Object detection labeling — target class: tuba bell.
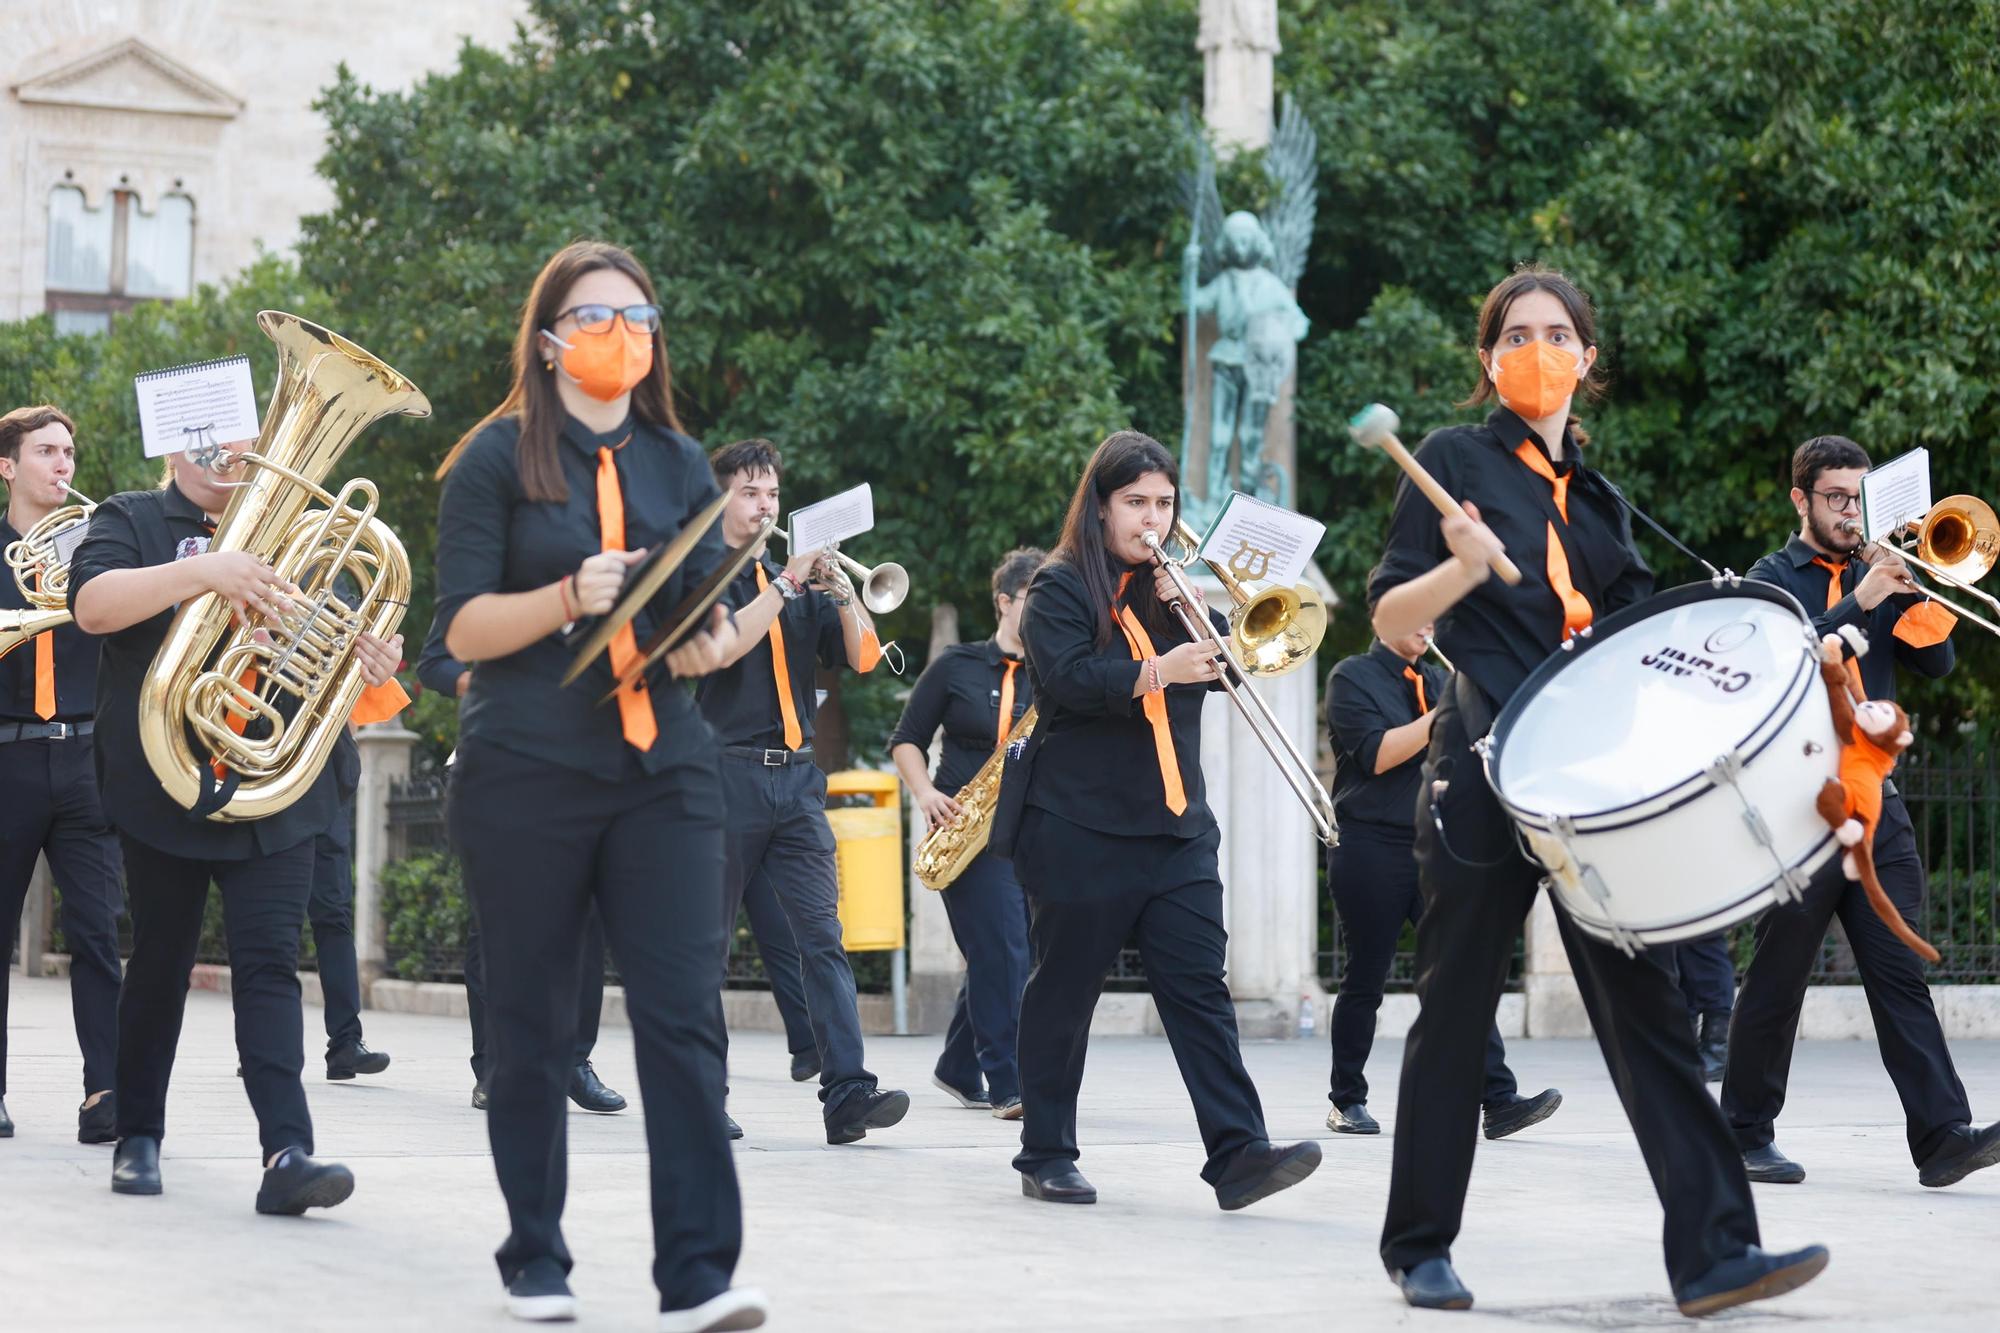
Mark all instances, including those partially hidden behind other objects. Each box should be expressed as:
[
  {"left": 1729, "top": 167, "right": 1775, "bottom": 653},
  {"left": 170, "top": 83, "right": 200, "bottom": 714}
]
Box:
[
  {"left": 0, "top": 485, "right": 94, "bottom": 661},
  {"left": 138, "top": 311, "right": 429, "bottom": 821}
]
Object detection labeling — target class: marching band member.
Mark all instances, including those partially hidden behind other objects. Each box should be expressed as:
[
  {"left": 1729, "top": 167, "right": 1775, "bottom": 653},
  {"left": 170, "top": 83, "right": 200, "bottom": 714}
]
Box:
[
  {"left": 695, "top": 438, "right": 908, "bottom": 1146},
  {"left": 888, "top": 546, "right": 1044, "bottom": 1119},
  {"left": 1322, "top": 624, "right": 1558, "bottom": 1139},
  {"left": 430, "top": 240, "right": 764, "bottom": 1331},
  {"left": 0, "top": 406, "right": 123, "bottom": 1145},
  {"left": 69, "top": 437, "right": 396, "bottom": 1214},
  {"left": 1727, "top": 434, "right": 2000, "bottom": 1188},
  {"left": 1368, "top": 267, "right": 1826, "bottom": 1314},
  {"left": 1007, "top": 430, "right": 1321, "bottom": 1209},
  {"left": 1671, "top": 934, "right": 1735, "bottom": 1082}
]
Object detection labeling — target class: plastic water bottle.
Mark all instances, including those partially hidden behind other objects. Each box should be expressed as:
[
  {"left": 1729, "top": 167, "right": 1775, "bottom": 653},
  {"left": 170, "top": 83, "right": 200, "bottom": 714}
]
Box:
[{"left": 1297, "top": 991, "right": 1317, "bottom": 1040}]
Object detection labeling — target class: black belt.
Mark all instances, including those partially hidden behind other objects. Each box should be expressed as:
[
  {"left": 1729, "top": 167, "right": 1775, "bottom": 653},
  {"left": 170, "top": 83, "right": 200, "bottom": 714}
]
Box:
[
  {"left": 0, "top": 719, "right": 93, "bottom": 743},
  {"left": 721, "top": 744, "right": 813, "bottom": 767}
]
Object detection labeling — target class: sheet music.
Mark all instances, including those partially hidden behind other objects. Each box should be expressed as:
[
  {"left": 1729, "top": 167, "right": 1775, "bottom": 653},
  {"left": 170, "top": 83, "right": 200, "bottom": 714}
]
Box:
[
  {"left": 788, "top": 483, "right": 875, "bottom": 554},
  {"left": 133, "top": 355, "right": 259, "bottom": 459},
  {"left": 1196, "top": 491, "right": 1325, "bottom": 587},
  {"left": 1860, "top": 448, "right": 1931, "bottom": 542},
  {"left": 50, "top": 520, "right": 91, "bottom": 565}
]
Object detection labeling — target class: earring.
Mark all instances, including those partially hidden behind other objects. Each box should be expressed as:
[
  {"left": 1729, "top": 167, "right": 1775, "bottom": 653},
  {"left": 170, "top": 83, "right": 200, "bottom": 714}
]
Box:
[{"left": 544, "top": 360, "right": 554, "bottom": 371}]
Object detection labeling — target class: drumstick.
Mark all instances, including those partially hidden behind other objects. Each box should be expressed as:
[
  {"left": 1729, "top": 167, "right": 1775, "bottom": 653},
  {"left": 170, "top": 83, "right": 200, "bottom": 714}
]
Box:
[{"left": 1348, "top": 403, "right": 1522, "bottom": 586}]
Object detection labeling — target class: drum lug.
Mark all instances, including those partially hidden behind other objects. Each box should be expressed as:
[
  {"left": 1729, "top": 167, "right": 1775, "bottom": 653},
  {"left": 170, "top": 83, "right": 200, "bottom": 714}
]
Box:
[
  {"left": 1471, "top": 735, "right": 1494, "bottom": 761},
  {"left": 1706, "top": 750, "right": 1810, "bottom": 908}
]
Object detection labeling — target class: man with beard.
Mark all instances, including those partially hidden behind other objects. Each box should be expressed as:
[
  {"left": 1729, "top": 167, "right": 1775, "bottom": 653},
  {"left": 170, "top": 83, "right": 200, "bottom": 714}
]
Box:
[{"left": 1729, "top": 434, "right": 2000, "bottom": 1190}]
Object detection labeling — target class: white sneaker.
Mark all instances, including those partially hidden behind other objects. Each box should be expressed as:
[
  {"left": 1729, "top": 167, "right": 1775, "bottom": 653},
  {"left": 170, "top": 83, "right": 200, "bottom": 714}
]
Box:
[
  {"left": 658, "top": 1286, "right": 769, "bottom": 1332},
  {"left": 506, "top": 1260, "right": 577, "bottom": 1322}
]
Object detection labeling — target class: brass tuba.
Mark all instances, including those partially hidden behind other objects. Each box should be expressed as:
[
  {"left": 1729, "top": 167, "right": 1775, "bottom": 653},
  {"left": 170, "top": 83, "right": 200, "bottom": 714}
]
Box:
[
  {"left": 139, "top": 312, "right": 429, "bottom": 821},
  {"left": 913, "top": 706, "right": 1037, "bottom": 891},
  {"left": 0, "top": 484, "right": 94, "bottom": 661}
]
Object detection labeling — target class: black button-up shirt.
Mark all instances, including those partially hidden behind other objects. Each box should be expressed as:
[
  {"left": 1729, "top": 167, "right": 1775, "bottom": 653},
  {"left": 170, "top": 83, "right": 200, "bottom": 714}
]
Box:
[
  {"left": 695, "top": 553, "right": 856, "bottom": 749},
  {"left": 1, "top": 515, "right": 99, "bottom": 723},
  {"left": 67, "top": 483, "right": 337, "bottom": 858},
  {"left": 1368, "top": 407, "right": 1654, "bottom": 710},
  {"left": 1746, "top": 534, "right": 1954, "bottom": 704},
  {"left": 1327, "top": 640, "right": 1447, "bottom": 833},
  {"left": 414, "top": 614, "right": 468, "bottom": 701},
  {"left": 1020, "top": 557, "right": 1226, "bottom": 839},
  {"left": 430, "top": 414, "right": 728, "bottom": 779},
  {"left": 887, "top": 637, "right": 1031, "bottom": 795}
]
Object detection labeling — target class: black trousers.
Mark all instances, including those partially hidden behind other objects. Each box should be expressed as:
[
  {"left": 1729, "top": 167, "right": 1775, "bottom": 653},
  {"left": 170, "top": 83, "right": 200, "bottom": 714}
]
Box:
[
  {"left": 305, "top": 791, "right": 363, "bottom": 1052},
  {"left": 114, "top": 833, "right": 316, "bottom": 1159},
  {"left": 1723, "top": 790, "right": 1969, "bottom": 1163},
  {"left": 452, "top": 740, "right": 739, "bottom": 1308},
  {"left": 933, "top": 849, "right": 1032, "bottom": 1105},
  {"left": 466, "top": 910, "right": 605, "bottom": 1082},
  {"left": 1011, "top": 807, "right": 1267, "bottom": 1184},
  {"left": 0, "top": 735, "right": 123, "bottom": 1097},
  {"left": 741, "top": 869, "right": 815, "bottom": 1059},
  {"left": 1671, "top": 932, "right": 1735, "bottom": 1021},
  {"left": 717, "top": 756, "right": 875, "bottom": 1114},
  {"left": 1381, "top": 686, "right": 1759, "bottom": 1295},
  {"left": 1326, "top": 822, "right": 1516, "bottom": 1109}
]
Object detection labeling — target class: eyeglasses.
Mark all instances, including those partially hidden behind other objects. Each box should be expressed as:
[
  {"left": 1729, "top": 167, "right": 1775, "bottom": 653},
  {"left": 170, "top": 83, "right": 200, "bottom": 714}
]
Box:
[
  {"left": 1811, "top": 488, "right": 1862, "bottom": 513},
  {"left": 554, "top": 303, "right": 661, "bottom": 334}
]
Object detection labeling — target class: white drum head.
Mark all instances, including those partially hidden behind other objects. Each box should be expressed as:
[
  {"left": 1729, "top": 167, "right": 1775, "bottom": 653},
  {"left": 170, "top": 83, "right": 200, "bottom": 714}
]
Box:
[{"left": 1494, "top": 592, "right": 1812, "bottom": 816}]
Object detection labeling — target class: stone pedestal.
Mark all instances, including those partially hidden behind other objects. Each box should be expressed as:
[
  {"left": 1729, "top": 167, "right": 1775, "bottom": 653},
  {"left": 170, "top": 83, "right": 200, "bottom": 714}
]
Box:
[
  {"left": 903, "top": 601, "right": 966, "bottom": 1035},
  {"left": 353, "top": 723, "right": 417, "bottom": 996},
  {"left": 1522, "top": 892, "right": 1590, "bottom": 1037}
]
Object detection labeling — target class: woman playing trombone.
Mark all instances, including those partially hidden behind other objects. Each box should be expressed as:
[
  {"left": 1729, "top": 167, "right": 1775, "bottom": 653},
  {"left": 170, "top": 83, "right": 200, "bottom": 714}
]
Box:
[{"left": 1007, "top": 429, "right": 1320, "bottom": 1209}]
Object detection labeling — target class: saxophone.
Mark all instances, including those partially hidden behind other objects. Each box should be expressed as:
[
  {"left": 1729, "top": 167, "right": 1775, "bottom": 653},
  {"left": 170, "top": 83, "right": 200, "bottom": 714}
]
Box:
[
  {"left": 913, "top": 706, "right": 1037, "bottom": 890},
  {"left": 0, "top": 485, "right": 94, "bottom": 661},
  {"left": 138, "top": 311, "right": 429, "bottom": 821}
]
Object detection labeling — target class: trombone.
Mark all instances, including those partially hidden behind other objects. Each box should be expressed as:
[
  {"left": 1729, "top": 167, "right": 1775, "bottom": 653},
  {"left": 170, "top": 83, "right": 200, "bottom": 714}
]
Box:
[
  {"left": 1840, "top": 494, "right": 2000, "bottom": 637},
  {"left": 0, "top": 483, "right": 96, "bottom": 662},
  {"left": 771, "top": 526, "right": 909, "bottom": 614},
  {"left": 1142, "top": 525, "right": 1337, "bottom": 846}
]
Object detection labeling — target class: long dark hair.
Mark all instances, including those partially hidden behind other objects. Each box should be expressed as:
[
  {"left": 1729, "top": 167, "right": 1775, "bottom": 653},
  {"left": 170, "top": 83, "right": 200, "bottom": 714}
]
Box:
[
  {"left": 1463, "top": 263, "right": 1605, "bottom": 446},
  {"left": 435, "top": 240, "right": 684, "bottom": 500},
  {"left": 1050, "top": 430, "right": 1181, "bottom": 650}
]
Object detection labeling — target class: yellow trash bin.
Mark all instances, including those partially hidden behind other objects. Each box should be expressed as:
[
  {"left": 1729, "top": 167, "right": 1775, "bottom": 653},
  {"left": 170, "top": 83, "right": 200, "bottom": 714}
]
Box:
[{"left": 825, "top": 769, "right": 905, "bottom": 952}]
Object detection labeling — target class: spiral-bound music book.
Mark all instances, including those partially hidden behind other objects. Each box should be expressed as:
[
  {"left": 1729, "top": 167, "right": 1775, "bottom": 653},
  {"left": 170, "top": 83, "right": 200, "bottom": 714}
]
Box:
[{"left": 134, "top": 354, "right": 259, "bottom": 458}]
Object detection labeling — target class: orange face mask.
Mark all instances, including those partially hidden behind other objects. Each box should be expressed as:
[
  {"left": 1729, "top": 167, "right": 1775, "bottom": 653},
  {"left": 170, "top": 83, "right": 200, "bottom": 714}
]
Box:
[
  {"left": 546, "top": 324, "right": 655, "bottom": 403},
  {"left": 1491, "top": 340, "right": 1585, "bottom": 421}
]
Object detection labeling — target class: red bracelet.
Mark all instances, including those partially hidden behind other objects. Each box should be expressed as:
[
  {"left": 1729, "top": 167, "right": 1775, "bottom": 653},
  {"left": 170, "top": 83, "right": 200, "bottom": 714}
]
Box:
[{"left": 558, "top": 575, "right": 576, "bottom": 621}]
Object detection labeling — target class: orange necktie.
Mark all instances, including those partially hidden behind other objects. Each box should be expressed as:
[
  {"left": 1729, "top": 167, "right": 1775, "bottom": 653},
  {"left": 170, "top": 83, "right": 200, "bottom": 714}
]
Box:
[
  {"left": 755, "top": 563, "right": 803, "bottom": 750},
  {"left": 28, "top": 562, "right": 55, "bottom": 721},
  {"left": 1403, "top": 665, "right": 1429, "bottom": 716},
  {"left": 1112, "top": 573, "right": 1187, "bottom": 816},
  {"left": 994, "top": 657, "right": 1019, "bottom": 754},
  {"left": 1812, "top": 556, "right": 1869, "bottom": 700},
  {"left": 1512, "top": 440, "right": 1594, "bottom": 640},
  {"left": 597, "top": 443, "right": 658, "bottom": 751}
]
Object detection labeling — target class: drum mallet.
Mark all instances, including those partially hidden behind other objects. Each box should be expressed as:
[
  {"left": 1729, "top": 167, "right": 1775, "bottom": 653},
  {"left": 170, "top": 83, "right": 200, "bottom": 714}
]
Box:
[{"left": 1349, "top": 403, "right": 1522, "bottom": 586}]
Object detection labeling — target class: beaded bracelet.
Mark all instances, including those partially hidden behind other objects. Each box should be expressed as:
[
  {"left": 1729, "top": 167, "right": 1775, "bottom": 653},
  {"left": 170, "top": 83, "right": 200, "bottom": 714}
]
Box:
[{"left": 1147, "top": 656, "right": 1164, "bottom": 693}]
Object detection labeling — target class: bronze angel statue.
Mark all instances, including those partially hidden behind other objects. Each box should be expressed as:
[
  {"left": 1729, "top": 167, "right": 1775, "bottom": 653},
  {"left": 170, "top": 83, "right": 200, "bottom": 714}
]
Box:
[{"left": 1181, "top": 96, "right": 1317, "bottom": 517}]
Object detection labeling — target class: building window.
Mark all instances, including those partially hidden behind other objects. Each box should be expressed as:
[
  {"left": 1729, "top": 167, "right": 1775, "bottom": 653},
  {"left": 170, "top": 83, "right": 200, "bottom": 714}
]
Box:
[{"left": 44, "top": 185, "right": 195, "bottom": 333}]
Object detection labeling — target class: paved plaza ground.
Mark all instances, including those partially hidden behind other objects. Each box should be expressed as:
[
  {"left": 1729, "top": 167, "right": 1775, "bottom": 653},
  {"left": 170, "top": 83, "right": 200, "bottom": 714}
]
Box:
[{"left": 2, "top": 974, "right": 1995, "bottom": 1332}]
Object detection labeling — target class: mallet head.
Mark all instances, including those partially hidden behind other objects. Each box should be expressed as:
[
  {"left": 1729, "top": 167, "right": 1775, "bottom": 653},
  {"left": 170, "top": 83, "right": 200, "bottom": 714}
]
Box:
[{"left": 1347, "top": 403, "right": 1401, "bottom": 449}]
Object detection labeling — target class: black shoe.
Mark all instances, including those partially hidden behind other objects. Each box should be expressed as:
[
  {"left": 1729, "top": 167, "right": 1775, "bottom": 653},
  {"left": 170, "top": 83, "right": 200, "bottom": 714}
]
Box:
[
  {"left": 1742, "top": 1142, "right": 1806, "bottom": 1184},
  {"left": 1918, "top": 1121, "right": 2000, "bottom": 1188},
  {"left": 255, "top": 1147, "right": 355, "bottom": 1215},
  {"left": 725, "top": 1112, "right": 745, "bottom": 1141},
  {"left": 1697, "top": 1012, "right": 1729, "bottom": 1083},
  {"left": 1483, "top": 1088, "right": 1562, "bottom": 1141},
  {"left": 1214, "top": 1139, "right": 1322, "bottom": 1211},
  {"left": 472, "top": 1080, "right": 490, "bottom": 1111},
  {"left": 78, "top": 1093, "right": 117, "bottom": 1145},
  {"left": 0, "top": 1096, "right": 12, "bottom": 1137},
  {"left": 1020, "top": 1161, "right": 1097, "bottom": 1204},
  {"left": 1675, "top": 1243, "right": 1829, "bottom": 1317},
  {"left": 1327, "top": 1102, "right": 1379, "bottom": 1135},
  {"left": 326, "top": 1040, "right": 391, "bottom": 1080},
  {"left": 659, "top": 1286, "right": 768, "bottom": 1332},
  {"left": 826, "top": 1087, "right": 910, "bottom": 1144},
  {"left": 1392, "top": 1257, "right": 1474, "bottom": 1310},
  {"left": 111, "top": 1136, "right": 162, "bottom": 1195},
  {"left": 790, "top": 1050, "right": 821, "bottom": 1082},
  {"left": 568, "top": 1061, "right": 627, "bottom": 1113},
  {"left": 505, "top": 1257, "right": 577, "bottom": 1323},
  {"left": 930, "top": 1072, "right": 989, "bottom": 1109}
]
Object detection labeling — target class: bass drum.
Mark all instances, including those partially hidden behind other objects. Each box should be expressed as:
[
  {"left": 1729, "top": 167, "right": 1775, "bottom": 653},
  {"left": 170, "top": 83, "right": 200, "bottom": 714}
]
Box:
[{"left": 1482, "top": 579, "right": 1838, "bottom": 953}]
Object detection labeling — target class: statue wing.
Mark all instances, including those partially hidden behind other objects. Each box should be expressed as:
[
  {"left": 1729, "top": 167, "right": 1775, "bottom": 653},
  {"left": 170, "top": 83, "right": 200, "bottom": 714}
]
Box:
[
  {"left": 1261, "top": 95, "right": 1319, "bottom": 289},
  {"left": 1180, "top": 104, "right": 1227, "bottom": 283}
]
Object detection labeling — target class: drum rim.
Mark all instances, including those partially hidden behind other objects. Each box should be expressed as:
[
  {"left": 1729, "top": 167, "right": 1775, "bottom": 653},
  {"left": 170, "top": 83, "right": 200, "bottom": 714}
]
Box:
[
  {"left": 1553, "top": 829, "right": 1838, "bottom": 939},
  {"left": 1484, "top": 578, "right": 1817, "bottom": 826}
]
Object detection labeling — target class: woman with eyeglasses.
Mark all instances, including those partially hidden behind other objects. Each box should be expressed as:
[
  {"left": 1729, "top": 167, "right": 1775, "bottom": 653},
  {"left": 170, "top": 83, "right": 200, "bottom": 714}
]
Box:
[{"left": 427, "top": 240, "right": 765, "bottom": 1332}]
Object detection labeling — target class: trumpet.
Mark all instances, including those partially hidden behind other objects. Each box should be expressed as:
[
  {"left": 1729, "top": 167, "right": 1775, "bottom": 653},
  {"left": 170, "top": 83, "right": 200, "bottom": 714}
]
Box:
[
  {"left": 0, "top": 483, "right": 96, "bottom": 661},
  {"left": 771, "top": 525, "right": 909, "bottom": 614},
  {"left": 1840, "top": 494, "right": 2000, "bottom": 637},
  {"left": 1143, "top": 527, "right": 1337, "bottom": 846}
]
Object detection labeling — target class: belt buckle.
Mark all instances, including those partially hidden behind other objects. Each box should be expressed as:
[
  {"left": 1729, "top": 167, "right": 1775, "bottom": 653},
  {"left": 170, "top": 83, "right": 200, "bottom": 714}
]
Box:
[
  {"left": 47, "top": 722, "right": 71, "bottom": 741},
  {"left": 762, "top": 748, "right": 787, "bottom": 767}
]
